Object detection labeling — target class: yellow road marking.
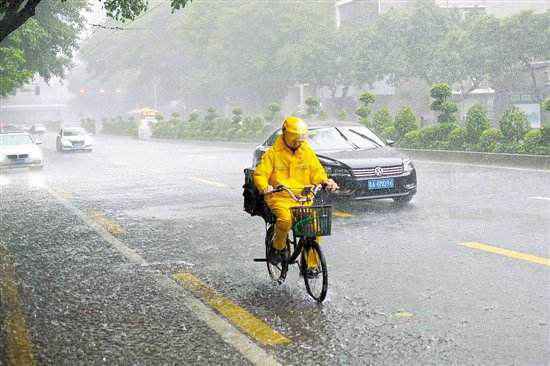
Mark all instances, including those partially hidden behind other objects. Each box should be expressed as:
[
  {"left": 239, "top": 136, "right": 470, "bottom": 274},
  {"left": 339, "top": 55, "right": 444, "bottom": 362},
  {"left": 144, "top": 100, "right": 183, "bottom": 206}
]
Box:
[
  {"left": 0, "top": 245, "right": 36, "bottom": 366},
  {"left": 394, "top": 311, "right": 414, "bottom": 318},
  {"left": 333, "top": 210, "right": 353, "bottom": 218},
  {"left": 173, "top": 273, "right": 290, "bottom": 346},
  {"left": 461, "top": 242, "right": 550, "bottom": 267},
  {"left": 88, "top": 210, "right": 126, "bottom": 236},
  {"left": 191, "top": 177, "right": 228, "bottom": 188}
]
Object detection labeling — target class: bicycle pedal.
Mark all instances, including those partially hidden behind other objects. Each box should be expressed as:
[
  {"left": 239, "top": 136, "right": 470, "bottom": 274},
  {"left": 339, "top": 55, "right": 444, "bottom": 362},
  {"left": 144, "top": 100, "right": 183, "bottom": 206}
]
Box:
[{"left": 253, "top": 258, "right": 267, "bottom": 262}]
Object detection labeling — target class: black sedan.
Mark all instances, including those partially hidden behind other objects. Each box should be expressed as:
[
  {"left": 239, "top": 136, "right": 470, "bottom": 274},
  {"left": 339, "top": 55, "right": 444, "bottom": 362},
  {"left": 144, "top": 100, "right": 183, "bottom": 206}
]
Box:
[{"left": 251, "top": 124, "right": 417, "bottom": 204}]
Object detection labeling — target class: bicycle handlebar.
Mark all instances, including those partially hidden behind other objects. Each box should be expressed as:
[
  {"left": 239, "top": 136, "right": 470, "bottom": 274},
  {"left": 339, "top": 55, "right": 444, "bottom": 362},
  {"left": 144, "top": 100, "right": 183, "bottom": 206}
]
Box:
[{"left": 264, "top": 184, "right": 323, "bottom": 203}]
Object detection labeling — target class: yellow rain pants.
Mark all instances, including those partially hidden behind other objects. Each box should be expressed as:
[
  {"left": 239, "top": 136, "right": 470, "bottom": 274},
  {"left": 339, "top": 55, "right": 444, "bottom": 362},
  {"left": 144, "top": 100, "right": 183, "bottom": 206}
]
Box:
[{"left": 254, "top": 136, "right": 328, "bottom": 268}]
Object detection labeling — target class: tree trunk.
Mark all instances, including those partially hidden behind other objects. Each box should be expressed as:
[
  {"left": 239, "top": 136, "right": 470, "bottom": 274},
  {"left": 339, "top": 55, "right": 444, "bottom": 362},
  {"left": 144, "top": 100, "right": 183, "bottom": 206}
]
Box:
[{"left": 0, "top": 0, "right": 42, "bottom": 43}]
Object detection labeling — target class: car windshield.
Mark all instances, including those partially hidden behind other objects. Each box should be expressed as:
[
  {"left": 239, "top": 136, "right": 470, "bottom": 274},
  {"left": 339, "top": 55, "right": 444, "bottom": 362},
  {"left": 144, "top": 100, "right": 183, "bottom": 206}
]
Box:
[
  {"left": 0, "top": 134, "right": 33, "bottom": 145},
  {"left": 307, "top": 128, "right": 355, "bottom": 151},
  {"left": 339, "top": 126, "right": 385, "bottom": 149},
  {"left": 64, "top": 128, "right": 85, "bottom": 136}
]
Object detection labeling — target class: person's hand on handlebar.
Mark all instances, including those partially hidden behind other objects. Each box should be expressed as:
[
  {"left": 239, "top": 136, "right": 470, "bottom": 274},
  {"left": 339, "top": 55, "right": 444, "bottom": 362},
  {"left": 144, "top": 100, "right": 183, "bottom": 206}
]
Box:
[
  {"left": 323, "top": 178, "right": 339, "bottom": 192},
  {"left": 262, "top": 185, "right": 274, "bottom": 195}
]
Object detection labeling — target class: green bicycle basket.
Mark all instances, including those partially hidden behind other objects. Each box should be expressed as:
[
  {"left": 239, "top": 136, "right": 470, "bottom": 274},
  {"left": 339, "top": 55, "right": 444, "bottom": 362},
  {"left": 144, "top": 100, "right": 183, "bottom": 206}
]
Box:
[{"left": 291, "top": 205, "right": 332, "bottom": 237}]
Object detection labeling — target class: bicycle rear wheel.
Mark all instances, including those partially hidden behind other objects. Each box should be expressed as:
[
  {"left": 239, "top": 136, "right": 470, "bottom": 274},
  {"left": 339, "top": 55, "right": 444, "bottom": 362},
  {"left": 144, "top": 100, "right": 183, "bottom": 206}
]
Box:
[
  {"left": 265, "top": 225, "right": 288, "bottom": 283},
  {"left": 301, "top": 241, "right": 328, "bottom": 302}
]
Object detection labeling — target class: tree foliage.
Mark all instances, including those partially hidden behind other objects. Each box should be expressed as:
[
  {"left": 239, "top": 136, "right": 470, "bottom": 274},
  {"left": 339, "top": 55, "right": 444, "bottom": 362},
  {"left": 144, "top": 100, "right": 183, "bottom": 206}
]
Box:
[
  {"left": 430, "top": 83, "right": 458, "bottom": 124},
  {"left": 499, "top": 107, "right": 530, "bottom": 143},
  {"left": 0, "top": 0, "right": 192, "bottom": 42},
  {"left": 394, "top": 106, "right": 418, "bottom": 140},
  {"left": 0, "top": 0, "right": 86, "bottom": 96},
  {"left": 465, "top": 104, "right": 490, "bottom": 144}
]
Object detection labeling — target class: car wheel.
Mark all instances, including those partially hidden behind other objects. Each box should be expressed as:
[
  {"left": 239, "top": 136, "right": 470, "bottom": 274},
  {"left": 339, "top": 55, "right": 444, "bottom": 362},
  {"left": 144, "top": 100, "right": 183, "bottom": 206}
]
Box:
[{"left": 393, "top": 195, "right": 413, "bottom": 205}]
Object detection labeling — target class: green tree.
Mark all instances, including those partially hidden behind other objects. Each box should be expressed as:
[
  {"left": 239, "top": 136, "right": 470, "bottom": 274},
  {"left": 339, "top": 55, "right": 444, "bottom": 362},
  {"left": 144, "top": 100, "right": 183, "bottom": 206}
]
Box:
[
  {"left": 305, "top": 97, "right": 320, "bottom": 118},
  {"left": 356, "top": 92, "right": 376, "bottom": 127},
  {"left": 1, "top": 0, "right": 87, "bottom": 96},
  {"left": 371, "top": 107, "right": 393, "bottom": 137},
  {"left": 499, "top": 107, "right": 529, "bottom": 143},
  {"left": 0, "top": 0, "right": 192, "bottom": 42},
  {"left": 394, "top": 106, "right": 418, "bottom": 140},
  {"left": 231, "top": 107, "right": 243, "bottom": 125},
  {"left": 465, "top": 104, "right": 490, "bottom": 144},
  {"left": 430, "top": 83, "right": 458, "bottom": 124},
  {"left": 265, "top": 102, "right": 281, "bottom": 124},
  {"left": 205, "top": 107, "right": 218, "bottom": 123}
]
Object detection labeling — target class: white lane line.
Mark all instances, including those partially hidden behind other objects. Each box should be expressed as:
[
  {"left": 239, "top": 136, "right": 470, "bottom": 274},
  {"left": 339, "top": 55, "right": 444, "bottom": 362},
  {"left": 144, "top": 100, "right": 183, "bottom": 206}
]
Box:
[
  {"left": 47, "top": 188, "right": 281, "bottom": 366},
  {"left": 415, "top": 160, "right": 550, "bottom": 173},
  {"left": 529, "top": 196, "right": 550, "bottom": 202}
]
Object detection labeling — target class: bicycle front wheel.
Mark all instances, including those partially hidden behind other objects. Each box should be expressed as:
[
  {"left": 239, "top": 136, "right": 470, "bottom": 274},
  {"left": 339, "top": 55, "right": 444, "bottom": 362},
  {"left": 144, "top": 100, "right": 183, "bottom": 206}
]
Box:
[
  {"left": 301, "top": 241, "right": 328, "bottom": 302},
  {"left": 265, "top": 225, "right": 288, "bottom": 283}
]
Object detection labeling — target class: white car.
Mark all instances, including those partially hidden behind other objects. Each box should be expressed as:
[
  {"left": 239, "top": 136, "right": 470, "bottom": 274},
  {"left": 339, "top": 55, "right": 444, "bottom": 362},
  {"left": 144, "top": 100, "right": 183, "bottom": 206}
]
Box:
[
  {"left": 56, "top": 127, "right": 93, "bottom": 152},
  {"left": 0, "top": 132, "right": 44, "bottom": 170}
]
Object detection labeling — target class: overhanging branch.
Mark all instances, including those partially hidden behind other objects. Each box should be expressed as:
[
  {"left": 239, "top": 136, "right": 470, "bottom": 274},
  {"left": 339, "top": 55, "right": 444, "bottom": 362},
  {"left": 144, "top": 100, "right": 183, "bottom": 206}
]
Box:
[{"left": 0, "top": 0, "right": 42, "bottom": 43}]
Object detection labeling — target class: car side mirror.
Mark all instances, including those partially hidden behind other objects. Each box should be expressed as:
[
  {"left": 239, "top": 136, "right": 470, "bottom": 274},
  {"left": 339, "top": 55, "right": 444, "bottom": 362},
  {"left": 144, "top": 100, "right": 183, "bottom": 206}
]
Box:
[{"left": 386, "top": 139, "right": 395, "bottom": 146}]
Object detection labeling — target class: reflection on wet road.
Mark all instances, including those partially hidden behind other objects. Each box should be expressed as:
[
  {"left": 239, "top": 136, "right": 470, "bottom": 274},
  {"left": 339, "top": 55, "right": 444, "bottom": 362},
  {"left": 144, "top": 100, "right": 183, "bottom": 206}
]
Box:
[{"left": 1, "top": 134, "right": 549, "bottom": 365}]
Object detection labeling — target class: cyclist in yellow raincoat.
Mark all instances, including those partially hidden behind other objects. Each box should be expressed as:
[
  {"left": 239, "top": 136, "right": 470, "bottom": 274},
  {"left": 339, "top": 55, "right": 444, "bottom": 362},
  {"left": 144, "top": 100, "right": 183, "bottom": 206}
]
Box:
[{"left": 253, "top": 117, "right": 338, "bottom": 269}]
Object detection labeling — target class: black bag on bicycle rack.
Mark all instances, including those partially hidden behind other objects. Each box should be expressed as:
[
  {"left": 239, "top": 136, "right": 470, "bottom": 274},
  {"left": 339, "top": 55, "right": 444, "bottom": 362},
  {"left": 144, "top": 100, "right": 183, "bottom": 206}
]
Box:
[{"left": 243, "top": 168, "right": 266, "bottom": 217}]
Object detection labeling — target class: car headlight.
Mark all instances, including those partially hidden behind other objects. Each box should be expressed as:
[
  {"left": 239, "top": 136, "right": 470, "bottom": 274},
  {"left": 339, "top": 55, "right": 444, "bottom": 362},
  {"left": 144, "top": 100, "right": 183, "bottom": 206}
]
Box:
[
  {"left": 325, "top": 165, "right": 352, "bottom": 177},
  {"left": 403, "top": 159, "right": 414, "bottom": 172}
]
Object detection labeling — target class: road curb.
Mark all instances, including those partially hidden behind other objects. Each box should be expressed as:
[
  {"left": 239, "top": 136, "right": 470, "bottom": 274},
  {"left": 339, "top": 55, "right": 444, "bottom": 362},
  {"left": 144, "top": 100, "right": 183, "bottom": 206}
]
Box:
[{"left": 398, "top": 148, "right": 550, "bottom": 170}]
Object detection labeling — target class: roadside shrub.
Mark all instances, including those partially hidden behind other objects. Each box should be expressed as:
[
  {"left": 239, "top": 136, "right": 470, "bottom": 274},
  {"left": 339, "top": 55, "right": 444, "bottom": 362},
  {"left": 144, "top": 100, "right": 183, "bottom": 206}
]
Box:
[
  {"left": 305, "top": 97, "right": 320, "bottom": 117},
  {"left": 265, "top": 102, "right": 281, "bottom": 123},
  {"left": 518, "top": 129, "right": 543, "bottom": 154},
  {"left": 152, "top": 113, "right": 182, "bottom": 139},
  {"left": 394, "top": 106, "right": 418, "bottom": 140},
  {"left": 447, "top": 127, "right": 467, "bottom": 150},
  {"left": 319, "top": 110, "right": 328, "bottom": 121},
  {"left": 416, "top": 123, "right": 456, "bottom": 148},
  {"left": 465, "top": 104, "right": 490, "bottom": 144},
  {"left": 494, "top": 142, "right": 520, "bottom": 154},
  {"left": 499, "top": 107, "right": 529, "bottom": 143},
  {"left": 479, "top": 128, "right": 502, "bottom": 152},
  {"left": 371, "top": 107, "right": 393, "bottom": 137},
  {"left": 382, "top": 125, "right": 396, "bottom": 140},
  {"left": 102, "top": 116, "right": 138, "bottom": 137},
  {"left": 356, "top": 92, "right": 376, "bottom": 126},
  {"left": 399, "top": 130, "right": 422, "bottom": 149},
  {"left": 205, "top": 107, "right": 218, "bottom": 122},
  {"left": 80, "top": 118, "right": 96, "bottom": 134},
  {"left": 430, "top": 83, "right": 458, "bottom": 124},
  {"left": 337, "top": 109, "right": 347, "bottom": 120}
]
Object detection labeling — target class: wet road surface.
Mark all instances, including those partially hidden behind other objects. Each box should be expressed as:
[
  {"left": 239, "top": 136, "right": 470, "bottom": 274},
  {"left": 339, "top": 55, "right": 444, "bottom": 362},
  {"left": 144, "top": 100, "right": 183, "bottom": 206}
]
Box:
[{"left": 1, "top": 134, "right": 549, "bottom": 365}]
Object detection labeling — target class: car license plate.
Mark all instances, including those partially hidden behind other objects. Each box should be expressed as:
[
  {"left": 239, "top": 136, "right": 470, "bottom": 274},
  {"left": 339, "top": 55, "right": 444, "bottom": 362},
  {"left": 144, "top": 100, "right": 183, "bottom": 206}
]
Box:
[{"left": 367, "top": 178, "right": 394, "bottom": 190}]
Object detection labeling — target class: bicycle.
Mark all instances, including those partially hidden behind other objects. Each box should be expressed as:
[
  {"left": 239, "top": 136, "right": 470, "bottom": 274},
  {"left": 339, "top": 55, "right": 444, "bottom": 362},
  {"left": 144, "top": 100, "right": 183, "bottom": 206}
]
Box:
[{"left": 254, "top": 184, "right": 332, "bottom": 303}]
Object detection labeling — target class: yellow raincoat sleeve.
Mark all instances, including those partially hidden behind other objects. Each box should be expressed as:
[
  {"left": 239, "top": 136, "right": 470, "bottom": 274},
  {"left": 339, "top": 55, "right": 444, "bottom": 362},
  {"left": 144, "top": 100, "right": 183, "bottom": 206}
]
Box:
[
  {"left": 309, "top": 152, "right": 328, "bottom": 185},
  {"left": 253, "top": 149, "right": 273, "bottom": 192}
]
